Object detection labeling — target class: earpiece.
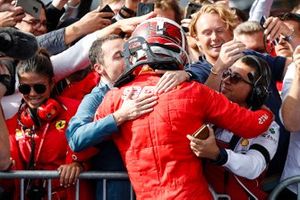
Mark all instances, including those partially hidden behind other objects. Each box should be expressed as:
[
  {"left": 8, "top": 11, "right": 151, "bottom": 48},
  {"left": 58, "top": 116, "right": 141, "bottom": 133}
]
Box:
[
  {"left": 18, "top": 98, "right": 62, "bottom": 129},
  {"left": 244, "top": 55, "right": 271, "bottom": 110}
]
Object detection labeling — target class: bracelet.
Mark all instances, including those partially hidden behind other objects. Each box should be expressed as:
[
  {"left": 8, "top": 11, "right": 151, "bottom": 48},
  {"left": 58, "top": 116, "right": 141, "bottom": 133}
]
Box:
[
  {"left": 186, "top": 71, "right": 193, "bottom": 81},
  {"left": 210, "top": 67, "right": 218, "bottom": 75}
]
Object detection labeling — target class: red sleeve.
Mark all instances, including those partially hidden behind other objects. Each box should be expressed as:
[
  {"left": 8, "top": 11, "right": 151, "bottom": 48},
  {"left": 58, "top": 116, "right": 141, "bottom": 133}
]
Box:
[
  {"left": 201, "top": 85, "right": 273, "bottom": 138},
  {"left": 60, "top": 71, "right": 100, "bottom": 101}
]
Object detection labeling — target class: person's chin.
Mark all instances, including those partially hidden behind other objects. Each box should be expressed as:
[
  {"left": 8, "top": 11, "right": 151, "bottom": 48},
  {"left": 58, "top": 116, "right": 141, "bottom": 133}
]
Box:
[{"left": 28, "top": 101, "right": 43, "bottom": 109}]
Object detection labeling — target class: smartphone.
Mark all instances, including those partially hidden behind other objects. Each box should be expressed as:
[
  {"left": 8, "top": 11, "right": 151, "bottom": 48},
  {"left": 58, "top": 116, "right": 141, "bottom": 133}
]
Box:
[
  {"left": 98, "top": 4, "right": 115, "bottom": 20},
  {"left": 192, "top": 124, "right": 209, "bottom": 140},
  {"left": 185, "top": 2, "right": 202, "bottom": 19},
  {"left": 260, "top": 16, "right": 266, "bottom": 28},
  {"left": 137, "top": 3, "right": 154, "bottom": 16},
  {"left": 15, "top": 0, "right": 42, "bottom": 19},
  {"left": 99, "top": 4, "right": 114, "bottom": 13}
]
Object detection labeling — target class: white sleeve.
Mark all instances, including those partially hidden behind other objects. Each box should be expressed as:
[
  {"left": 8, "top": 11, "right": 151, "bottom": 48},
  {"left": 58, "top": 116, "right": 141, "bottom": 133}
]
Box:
[
  {"left": 281, "top": 63, "right": 295, "bottom": 100},
  {"left": 1, "top": 92, "right": 22, "bottom": 119},
  {"left": 50, "top": 31, "right": 98, "bottom": 82},
  {"left": 223, "top": 121, "right": 280, "bottom": 179},
  {"left": 248, "top": 0, "right": 274, "bottom": 22},
  {"left": 279, "top": 63, "right": 295, "bottom": 124}
]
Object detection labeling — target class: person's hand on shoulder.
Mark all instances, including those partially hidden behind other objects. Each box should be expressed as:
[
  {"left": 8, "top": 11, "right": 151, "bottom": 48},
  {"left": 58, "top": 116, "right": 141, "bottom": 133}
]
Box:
[
  {"left": 154, "top": 70, "right": 190, "bottom": 94},
  {"left": 113, "top": 87, "right": 158, "bottom": 125}
]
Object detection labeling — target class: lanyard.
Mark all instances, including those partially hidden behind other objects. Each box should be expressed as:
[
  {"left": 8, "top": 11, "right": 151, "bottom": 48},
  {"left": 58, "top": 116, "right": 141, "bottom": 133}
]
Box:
[{"left": 25, "top": 123, "right": 50, "bottom": 169}]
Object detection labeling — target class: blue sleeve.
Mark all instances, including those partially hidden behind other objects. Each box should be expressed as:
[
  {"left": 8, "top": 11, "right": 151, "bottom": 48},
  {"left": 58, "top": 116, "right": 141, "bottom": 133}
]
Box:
[
  {"left": 37, "top": 28, "right": 68, "bottom": 55},
  {"left": 66, "top": 85, "right": 119, "bottom": 152},
  {"left": 185, "top": 62, "right": 211, "bottom": 83},
  {"left": 243, "top": 50, "right": 286, "bottom": 81}
]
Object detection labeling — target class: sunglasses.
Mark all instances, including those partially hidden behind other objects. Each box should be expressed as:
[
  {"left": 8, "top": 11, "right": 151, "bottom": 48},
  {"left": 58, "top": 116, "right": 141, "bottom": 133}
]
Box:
[
  {"left": 18, "top": 84, "right": 47, "bottom": 95},
  {"left": 222, "top": 69, "right": 253, "bottom": 85}
]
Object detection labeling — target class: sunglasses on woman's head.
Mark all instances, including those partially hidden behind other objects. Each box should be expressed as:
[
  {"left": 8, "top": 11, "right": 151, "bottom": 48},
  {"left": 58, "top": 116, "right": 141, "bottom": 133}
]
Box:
[
  {"left": 18, "top": 84, "right": 47, "bottom": 95},
  {"left": 221, "top": 69, "right": 253, "bottom": 85}
]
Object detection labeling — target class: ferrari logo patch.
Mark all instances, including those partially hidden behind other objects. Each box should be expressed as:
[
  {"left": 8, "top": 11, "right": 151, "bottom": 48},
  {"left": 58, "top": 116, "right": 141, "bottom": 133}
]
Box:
[{"left": 55, "top": 120, "right": 66, "bottom": 130}]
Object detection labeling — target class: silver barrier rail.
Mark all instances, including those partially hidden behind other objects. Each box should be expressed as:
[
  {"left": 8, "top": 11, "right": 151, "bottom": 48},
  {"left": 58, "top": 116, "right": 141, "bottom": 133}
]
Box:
[
  {"left": 0, "top": 170, "right": 134, "bottom": 200},
  {"left": 0, "top": 170, "right": 230, "bottom": 200},
  {"left": 268, "top": 175, "right": 300, "bottom": 200}
]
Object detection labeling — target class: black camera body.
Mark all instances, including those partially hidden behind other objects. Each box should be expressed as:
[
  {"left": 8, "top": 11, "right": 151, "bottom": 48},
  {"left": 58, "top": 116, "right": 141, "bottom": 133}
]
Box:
[
  {"left": 137, "top": 3, "right": 154, "bottom": 16},
  {"left": 185, "top": 2, "right": 202, "bottom": 19}
]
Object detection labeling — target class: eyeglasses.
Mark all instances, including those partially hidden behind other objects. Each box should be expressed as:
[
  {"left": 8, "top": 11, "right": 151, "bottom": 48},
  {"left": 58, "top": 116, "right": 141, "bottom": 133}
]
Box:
[
  {"left": 18, "top": 84, "right": 47, "bottom": 95},
  {"left": 222, "top": 69, "right": 253, "bottom": 85}
]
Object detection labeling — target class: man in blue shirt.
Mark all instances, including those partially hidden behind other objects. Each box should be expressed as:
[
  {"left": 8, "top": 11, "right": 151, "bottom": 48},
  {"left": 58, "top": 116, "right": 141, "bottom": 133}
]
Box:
[{"left": 66, "top": 34, "right": 158, "bottom": 200}]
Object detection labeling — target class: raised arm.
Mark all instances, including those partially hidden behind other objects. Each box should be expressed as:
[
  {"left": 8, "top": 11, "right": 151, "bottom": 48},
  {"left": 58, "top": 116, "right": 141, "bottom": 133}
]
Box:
[{"left": 281, "top": 46, "right": 300, "bottom": 132}]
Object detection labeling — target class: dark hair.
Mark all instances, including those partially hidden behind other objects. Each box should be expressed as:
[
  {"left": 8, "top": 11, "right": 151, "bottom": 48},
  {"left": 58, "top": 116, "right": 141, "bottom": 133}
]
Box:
[
  {"left": 88, "top": 34, "right": 122, "bottom": 66},
  {"left": 239, "top": 55, "right": 271, "bottom": 110},
  {"left": 154, "top": 0, "right": 183, "bottom": 24},
  {"left": 17, "top": 48, "right": 54, "bottom": 82}
]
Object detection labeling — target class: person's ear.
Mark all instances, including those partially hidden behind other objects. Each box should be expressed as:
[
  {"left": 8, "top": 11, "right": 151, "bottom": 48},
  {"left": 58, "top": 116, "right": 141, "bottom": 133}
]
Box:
[{"left": 93, "top": 63, "right": 105, "bottom": 75}]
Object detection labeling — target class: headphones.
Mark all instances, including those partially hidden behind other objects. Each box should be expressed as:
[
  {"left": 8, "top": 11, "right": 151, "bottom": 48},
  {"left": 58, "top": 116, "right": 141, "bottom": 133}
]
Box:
[
  {"left": 243, "top": 55, "right": 271, "bottom": 110},
  {"left": 18, "top": 98, "right": 62, "bottom": 129}
]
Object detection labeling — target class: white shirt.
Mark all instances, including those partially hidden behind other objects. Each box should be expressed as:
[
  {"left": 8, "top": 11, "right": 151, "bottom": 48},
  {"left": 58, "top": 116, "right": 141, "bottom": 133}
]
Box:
[
  {"left": 280, "top": 63, "right": 300, "bottom": 194},
  {"left": 217, "top": 121, "right": 279, "bottom": 180}
]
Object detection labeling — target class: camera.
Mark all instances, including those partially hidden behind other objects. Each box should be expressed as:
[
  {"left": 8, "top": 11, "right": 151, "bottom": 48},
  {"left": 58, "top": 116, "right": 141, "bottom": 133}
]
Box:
[
  {"left": 185, "top": 2, "right": 202, "bottom": 19},
  {"left": 137, "top": 3, "right": 154, "bottom": 16}
]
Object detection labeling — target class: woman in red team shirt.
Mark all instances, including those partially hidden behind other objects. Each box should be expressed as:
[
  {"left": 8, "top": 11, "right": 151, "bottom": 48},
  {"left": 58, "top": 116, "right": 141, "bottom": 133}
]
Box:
[{"left": 5, "top": 49, "right": 97, "bottom": 200}]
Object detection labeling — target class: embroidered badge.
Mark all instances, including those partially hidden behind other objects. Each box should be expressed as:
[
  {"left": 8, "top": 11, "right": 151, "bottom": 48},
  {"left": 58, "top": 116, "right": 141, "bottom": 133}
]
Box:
[
  {"left": 15, "top": 129, "right": 24, "bottom": 140},
  {"left": 269, "top": 127, "right": 275, "bottom": 134},
  {"left": 55, "top": 120, "right": 66, "bottom": 130},
  {"left": 240, "top": 138, "right": 249, "bottom": 147}
]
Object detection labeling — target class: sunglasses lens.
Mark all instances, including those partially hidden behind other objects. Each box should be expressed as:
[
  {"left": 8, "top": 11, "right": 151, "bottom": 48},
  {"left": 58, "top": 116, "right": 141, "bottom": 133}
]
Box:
[
  {"left": 33, "top": 84, "right": 47, "bottom": 94},
  {"left": 18, "top": 84, "right": 31, "bottom": 95},
  {"left": 229, "top": 74, "right": 241, "bottom": 84},
  {"left": 18, "top": 84, "right": 47, "bottom": 94}
]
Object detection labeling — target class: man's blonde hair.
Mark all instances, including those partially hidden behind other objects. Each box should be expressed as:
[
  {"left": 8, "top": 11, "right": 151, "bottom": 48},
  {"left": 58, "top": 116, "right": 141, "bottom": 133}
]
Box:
[{"left": 189, "top": 4, "right": 239, "bottom": 38}]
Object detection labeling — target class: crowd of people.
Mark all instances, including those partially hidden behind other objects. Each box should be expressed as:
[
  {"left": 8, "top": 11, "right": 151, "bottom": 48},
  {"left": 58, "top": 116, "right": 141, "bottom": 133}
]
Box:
[{"left": 0, "top": 0, "right": 299, "bottom": 199}]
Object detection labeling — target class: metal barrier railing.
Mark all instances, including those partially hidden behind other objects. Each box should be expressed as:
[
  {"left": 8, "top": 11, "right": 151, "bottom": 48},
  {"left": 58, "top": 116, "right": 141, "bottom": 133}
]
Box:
[
  {"left": 0, "top": 170, "right": 231, "bottom": 200},
  {"left": 268, "top": 175, "right": 300, "bottom": 200},
  {"left": 0, "top": 170, "right": 135, "bottom": 200}
]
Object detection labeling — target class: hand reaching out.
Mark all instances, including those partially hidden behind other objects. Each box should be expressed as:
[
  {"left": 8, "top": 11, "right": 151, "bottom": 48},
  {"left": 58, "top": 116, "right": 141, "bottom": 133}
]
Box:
[
  {"left": 214, "top": 40, "right": 246, "bottom": 72},
  {"left": 263, "top": 16, "right": 294, "bottom": 42}
]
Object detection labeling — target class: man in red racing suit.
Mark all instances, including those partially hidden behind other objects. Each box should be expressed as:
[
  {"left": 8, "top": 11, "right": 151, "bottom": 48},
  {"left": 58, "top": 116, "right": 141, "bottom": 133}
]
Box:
[{"left": 94, "top": 69, "right": 273, "bottom": 200}]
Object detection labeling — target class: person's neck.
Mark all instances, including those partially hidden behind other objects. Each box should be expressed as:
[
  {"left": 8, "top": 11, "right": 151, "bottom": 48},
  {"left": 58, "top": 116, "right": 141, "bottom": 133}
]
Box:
[
  {"left": 100, "top": 76, "right": 113, "bottom": 88},
  {"left": 205, "top": 55, "right": 217, "bottom": 65}
]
